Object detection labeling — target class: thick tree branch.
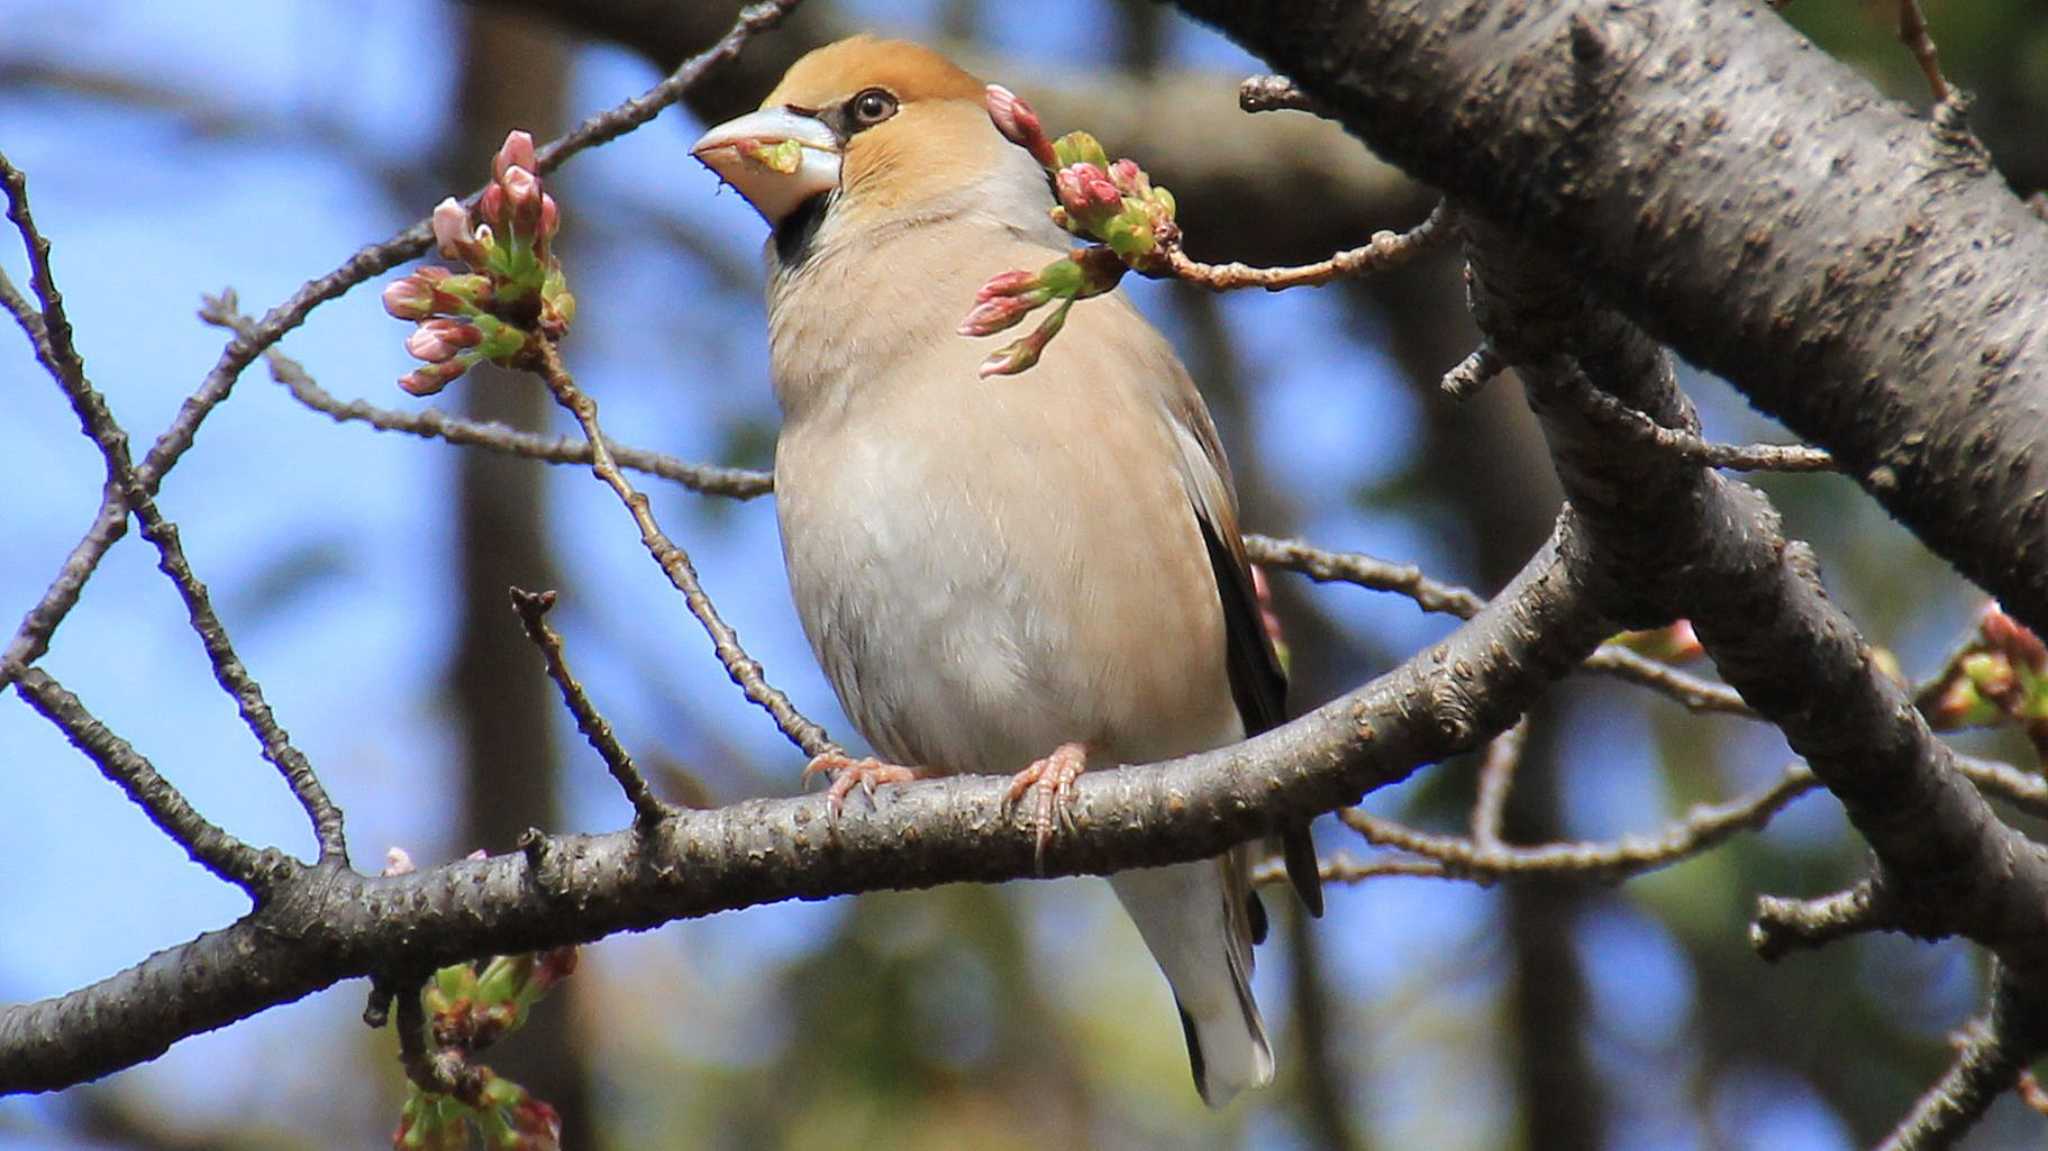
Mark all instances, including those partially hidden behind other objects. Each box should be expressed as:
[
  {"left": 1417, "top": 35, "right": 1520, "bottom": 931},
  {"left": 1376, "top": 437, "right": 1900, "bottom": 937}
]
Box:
[
  {"left": 1461, "top": 216, "right": 2048, "bottom": 1143},
  {"left": 1172, "top": 0, "right": 2048, "bottom": 639},
  {"left": 0, "top": 510, "right": 1612, "bottom": 1092}
]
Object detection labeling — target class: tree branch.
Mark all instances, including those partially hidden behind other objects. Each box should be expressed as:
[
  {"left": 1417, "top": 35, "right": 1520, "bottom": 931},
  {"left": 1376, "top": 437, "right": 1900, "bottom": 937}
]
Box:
[
  {"left": 12, "top": 671, "right": 282, "bottom": 897},
  {"left": 0, "top": 507, "right": 1614, "bottom": 1092},
  {"left": 1172, "top": 0, "right": 2048, "bottom": 639},
  {"left": 1, "top": 152, "right": 347, "bottom": 864},
  {"left": 527, "top": 340, "right": 833, "bottom": 757},
  {"left": 509, "top": 587, "right": 673, "bottom": 830}
]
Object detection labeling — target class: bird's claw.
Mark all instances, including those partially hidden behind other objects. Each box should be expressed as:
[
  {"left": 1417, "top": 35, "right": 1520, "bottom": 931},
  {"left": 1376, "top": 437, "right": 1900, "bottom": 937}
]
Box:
[
  {"left": 803, "top": 752, "right": 918, "bottom": 819},
  {"left": 1005, "top": 742, "right": 1089, "bottom": 872}
]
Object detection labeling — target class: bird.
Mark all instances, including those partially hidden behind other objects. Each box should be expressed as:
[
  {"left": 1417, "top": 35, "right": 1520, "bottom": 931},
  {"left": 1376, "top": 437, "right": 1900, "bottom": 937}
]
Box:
[{"left": 691, "top": 34, "right": 1321, "bottom": 1107}]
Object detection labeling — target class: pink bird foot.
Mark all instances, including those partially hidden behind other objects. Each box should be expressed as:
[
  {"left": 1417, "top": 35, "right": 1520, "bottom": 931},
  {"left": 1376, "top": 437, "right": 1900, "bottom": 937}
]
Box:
[
  {"left": 803, "top": 751, "right": 920, "bottom": 818},
  {"left": 1005, "top": 741, "right": 1089, "bottom": 871}
]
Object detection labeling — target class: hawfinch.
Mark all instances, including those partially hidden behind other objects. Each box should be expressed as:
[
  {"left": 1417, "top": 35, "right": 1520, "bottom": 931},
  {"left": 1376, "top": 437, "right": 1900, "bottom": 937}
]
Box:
[{"left": 693, "top": 35, "right": 1321, "bottom": 1107}]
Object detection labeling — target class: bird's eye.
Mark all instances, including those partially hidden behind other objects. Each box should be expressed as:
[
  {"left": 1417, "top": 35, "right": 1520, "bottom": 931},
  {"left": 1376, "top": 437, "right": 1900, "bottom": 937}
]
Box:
[{"left": 849, "top": 88, "right": 898, "bottom": 127}]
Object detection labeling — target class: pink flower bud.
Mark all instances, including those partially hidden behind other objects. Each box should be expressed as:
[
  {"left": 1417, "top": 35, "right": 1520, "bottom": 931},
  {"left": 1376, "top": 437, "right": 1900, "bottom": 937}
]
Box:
[
  {"left": 480, "top": 182, "right": 507, "bottom": 231},
  {"left": 381, "top": 846, "right": 417, "bottom": 877},
  {"left": 406, "top": 317, "right": 482, "bottom": 362},
  {"left": 398, "top": 359, "right": 467, "bottom": 397},
  {"left": 959, "top": 293, "right": 1038, "bottom": 337},
  {"left": 1055, "top": 163, "right": 1123, "bottom": 233},
  {"left": 494, "top": 130, "right": 539, "bottom": 183},
  {"left": 431, "top": 197, "right": 480, "bottom": 262},
  {"left": 985, "top": 84, "right": 1056, "bottom": 169},
  {"left": 538, "top": 192, "right": 559, "bottom": 239},
  {"left": 508, "top": 1098, "right": 562, "bottom": 1151},
  {"left": 976, "top": 269, "right": 1039, "bottom": 302},
  {"left": 501, "top": 166, "right": 545, "bottom": 240},
  {"left": 1980, "top": 602, "right": 2048, "bottom": 670},
  {"left": 382, "top": 274, "right": 440, "bottom": 321},
  {"left": 1108, "top": 158, "right": 1149, "bottom": 197},
  {"left": 979, "top": 299, "right": 1072, "bottom": 378}
]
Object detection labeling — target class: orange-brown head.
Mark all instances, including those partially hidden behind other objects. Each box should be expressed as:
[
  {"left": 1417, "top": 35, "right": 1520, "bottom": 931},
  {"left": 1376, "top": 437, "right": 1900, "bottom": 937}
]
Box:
[{"left": 693, "top": 36, "right": 1015, "bottom": 230}]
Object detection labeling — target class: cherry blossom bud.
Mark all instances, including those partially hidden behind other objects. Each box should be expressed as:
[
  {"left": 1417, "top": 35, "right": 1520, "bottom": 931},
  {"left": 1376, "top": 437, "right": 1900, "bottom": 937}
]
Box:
[
  {"left": 501, "top": 166, "right": 544, "bottom": 240},
  {"left": 985, "top": 84, "right": 1057, "bottom": 169},
  {"left": 406, "top": 317, "right": 482, "bottom": 363},
  {"left": 1055, "top": 162, "right": 1124, "bottom": 234},
  {"left": 1108, "top": 158, "right": 1150, "bottom": 198},
  {"left": 395, "top": 360, "right": 468, "bottom": 397},
  {"left": 1980, "top": 602, "right": 2048, "bottom": 671},
  {"left": 398, "top": 359, "right": 468, "bottom": 397},
  {"left": 431, "top": 198, "right": 482, "bottom": 263},
  {"left": 382, "top": 846, "right": 417, "bottom": 877},
  {"left": 493, "top": 130, "right": 538, "bottom": 184},
  {"left": 512, "top": 1101, "right": 562, "bottom": 1151},
  {"left": 382, "top": 272, "right": 443, "bottom": 321},
  {"left": 538, "top": 193, "right": 559, "bottom": 240},
  {"left": 959, "top": 293, "right": 1038, "bottom": 337},
  {"left": 980, "top": 299, "right": 1072, "bottom": 378},
  {"left": 1051, "top": 130, "right": 1109, "bottom": 171}
]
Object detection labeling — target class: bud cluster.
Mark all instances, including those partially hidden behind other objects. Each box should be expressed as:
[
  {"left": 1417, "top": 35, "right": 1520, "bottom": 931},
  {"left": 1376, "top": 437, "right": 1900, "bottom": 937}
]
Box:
[
  {"left": 1925, "top": 602, "right": 2048, "bottom": 751},
  {"left": 383, "top": 130, "right": 576, "bottom": 396},
  {"left": 971, "top": 86, "right": 1181, "bottom": 377},
  {"left": 392, "top": 947, "right": 578, "bottom": 1151}
]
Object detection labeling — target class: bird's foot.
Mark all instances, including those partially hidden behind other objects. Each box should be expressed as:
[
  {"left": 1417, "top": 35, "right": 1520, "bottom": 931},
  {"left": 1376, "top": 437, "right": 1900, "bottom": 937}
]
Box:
[
  {"left": 1005, "top": 741, "right": 1089, "bottom": 872},
  {"left": 803, "top": 751, "right": 920, "bottom": 818}
]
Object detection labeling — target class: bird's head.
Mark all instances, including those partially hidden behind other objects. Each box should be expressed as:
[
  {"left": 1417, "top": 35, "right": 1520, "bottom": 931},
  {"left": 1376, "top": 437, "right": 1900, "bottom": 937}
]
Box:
[{"left": 692, "top": 36, "right": 1018, "bottom": 236}]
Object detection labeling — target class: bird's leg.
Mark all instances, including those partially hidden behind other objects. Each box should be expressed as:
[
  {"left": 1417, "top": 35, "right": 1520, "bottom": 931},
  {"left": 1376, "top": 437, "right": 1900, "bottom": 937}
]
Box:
[
  {"left": 802, "top": 751, "right": 922, "bottom": 818},
  {"left": 1005, "top": 741, "right": 1089, "bottom": 872}
]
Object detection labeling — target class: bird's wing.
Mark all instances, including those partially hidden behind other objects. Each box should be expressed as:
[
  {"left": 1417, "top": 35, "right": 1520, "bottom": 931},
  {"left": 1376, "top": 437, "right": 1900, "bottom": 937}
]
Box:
[{"left": 1163, "top": 366, "right": 1325, "bottom": 918}]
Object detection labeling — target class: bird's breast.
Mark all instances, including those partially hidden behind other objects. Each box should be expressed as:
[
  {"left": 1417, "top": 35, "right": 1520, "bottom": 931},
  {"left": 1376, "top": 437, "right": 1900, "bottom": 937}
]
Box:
[{"left": 773, "top": 375, "right": 1236, "bottom": 776}]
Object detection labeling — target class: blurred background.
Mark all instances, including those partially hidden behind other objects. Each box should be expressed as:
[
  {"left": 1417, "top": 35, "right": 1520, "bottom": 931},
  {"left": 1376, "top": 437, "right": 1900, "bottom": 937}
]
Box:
[{"left": 2, "top": 1, "right": 2046, "bottom": 1147}]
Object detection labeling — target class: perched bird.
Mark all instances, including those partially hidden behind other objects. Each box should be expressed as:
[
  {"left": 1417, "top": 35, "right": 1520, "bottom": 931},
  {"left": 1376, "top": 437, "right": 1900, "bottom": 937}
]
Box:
[{"left": 692, "top": 35, "right": 1320, "bottom": 1107}]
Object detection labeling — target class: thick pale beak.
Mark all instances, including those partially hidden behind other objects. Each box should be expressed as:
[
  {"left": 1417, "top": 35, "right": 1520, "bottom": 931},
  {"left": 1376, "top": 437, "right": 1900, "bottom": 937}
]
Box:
[{"left": 692, "top": 108, "right": 842, "bottom": 227}]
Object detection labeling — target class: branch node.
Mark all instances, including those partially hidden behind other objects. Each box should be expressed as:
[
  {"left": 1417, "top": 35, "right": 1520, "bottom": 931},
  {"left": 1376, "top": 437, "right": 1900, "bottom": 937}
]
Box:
[
  {"left": 1750, "top": 877, "right": 1891, "bottom": 961},
  {"left": 1440, "top": 344, "right": 1505, "bottom": 400},
  {"left": 1237, "top": 74, "right": 1324, "bottom": 117}
]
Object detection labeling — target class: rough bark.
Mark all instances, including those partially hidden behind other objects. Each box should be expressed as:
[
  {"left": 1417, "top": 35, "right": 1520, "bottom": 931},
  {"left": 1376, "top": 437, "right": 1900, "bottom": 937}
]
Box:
[{"left": 1171, "top": 0, "right": 2048, "bottom": 637}]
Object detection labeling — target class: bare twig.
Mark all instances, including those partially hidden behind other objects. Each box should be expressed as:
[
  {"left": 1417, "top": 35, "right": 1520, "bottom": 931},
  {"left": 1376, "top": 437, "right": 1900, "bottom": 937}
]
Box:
[
  {"left": 1439, "top": 344, "right": 1505, "bottom": 400},
  {"left": 0, "top": 0, "right": 802, "bottom": 695},
  {"left": 1554, "top": 365, "right": 1835, "bottom": 473},
  {"left": 1470, "top": 717, "right": 1529, "bottom": 847},
  {"left": 1161, "top": 200, "right": 1452, "bottom": 291},
  {"left": 1244, "top": 533, "right": 1754, "bottom": 715},
  {"left": 1896, "top": 0, "right": 1949, "bottom": 105},
  {"left": 1877, "top": 966, "right": 2048, "bottom": 1151},
  {"left": 13, "top": 670, "right": 276, "bottom": 896},
  {"left": 198, "top": 296, "right": 773, "bottom": 500},
  {"left": 528, "top": 340, "right": 834, "bottom": 758},
  {"left": 1578, "top": 645, "right": 1753, "bottom": 715},
  {"left": 1245, "top": 533, "right": 1485, "bottom": 616},
  {"left": 509, "top": 587, "right": 674, "bottom": 829},
  {"left": 1339, "top": 761, "right": 1817, "bottom": 884},
  {"left": 1252, "top": 851, "right": 1449, "bottom": 886},
  {"left": 1750, "top": 879, "right": 1890, "bottom": 961},
  {"left": 1, "top": 151, "right": 348, "bottom": 864}
]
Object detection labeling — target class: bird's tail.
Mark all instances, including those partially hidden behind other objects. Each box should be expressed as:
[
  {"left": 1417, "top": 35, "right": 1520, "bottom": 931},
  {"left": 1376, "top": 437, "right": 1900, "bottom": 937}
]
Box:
[{"left": 1107, "top": 850, "right": 1273, "bottom": 1107}]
